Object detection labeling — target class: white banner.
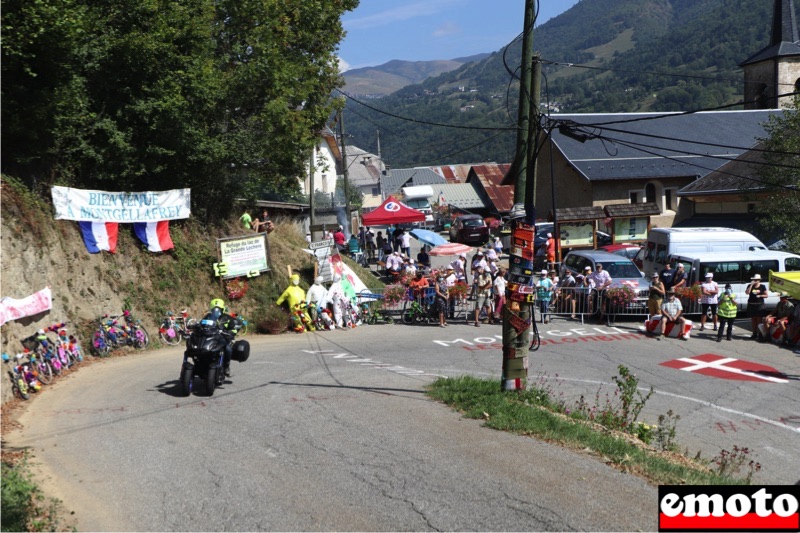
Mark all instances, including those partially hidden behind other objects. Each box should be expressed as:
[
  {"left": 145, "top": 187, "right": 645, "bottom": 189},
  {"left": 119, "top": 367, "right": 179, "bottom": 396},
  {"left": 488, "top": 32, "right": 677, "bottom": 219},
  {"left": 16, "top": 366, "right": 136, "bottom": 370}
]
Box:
[
  {"left": 0, "top": 287, "right": 52, "bottom": 326},
  {"left": 52, "top": 186, "right": 191, "bottom": 222}
]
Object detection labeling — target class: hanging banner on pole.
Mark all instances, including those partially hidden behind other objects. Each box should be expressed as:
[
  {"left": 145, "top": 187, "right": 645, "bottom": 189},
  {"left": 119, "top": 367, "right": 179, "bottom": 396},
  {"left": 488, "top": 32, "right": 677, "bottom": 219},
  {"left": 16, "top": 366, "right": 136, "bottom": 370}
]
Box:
[{"left": 52, "top": 186, "right": 191, "bottom": 222}]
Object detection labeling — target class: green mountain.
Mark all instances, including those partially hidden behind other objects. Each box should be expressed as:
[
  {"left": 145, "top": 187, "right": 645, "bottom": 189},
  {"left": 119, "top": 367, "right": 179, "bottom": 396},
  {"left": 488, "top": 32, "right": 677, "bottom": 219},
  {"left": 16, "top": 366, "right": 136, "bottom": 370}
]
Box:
[
  {"left": 343, "top": 0, "right": 774, "bottom": 167},
  {"left": 342, "top": 54, "right": 490, "bottom": 96}
]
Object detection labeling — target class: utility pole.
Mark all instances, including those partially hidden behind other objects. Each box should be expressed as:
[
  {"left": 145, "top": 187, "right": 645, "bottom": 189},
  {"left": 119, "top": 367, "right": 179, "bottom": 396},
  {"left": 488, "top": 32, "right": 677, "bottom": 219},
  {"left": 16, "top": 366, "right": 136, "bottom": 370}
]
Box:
[
  {"left": 339, "top": 110, "right": 350, "bottom": 230},
  {"left": 309, "top": 148, "right": 315, "bottom": 240},
  {"left": 501, "top": 0, "right": 538, "bottom": 392},
  {"left": 376, "top": 129, "right": 383, "bottom": 200}
]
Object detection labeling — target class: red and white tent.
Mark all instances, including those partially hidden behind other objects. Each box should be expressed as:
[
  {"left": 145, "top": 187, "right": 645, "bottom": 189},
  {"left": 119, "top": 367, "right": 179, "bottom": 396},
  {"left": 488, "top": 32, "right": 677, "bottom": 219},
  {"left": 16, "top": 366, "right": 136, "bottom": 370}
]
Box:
[{"left": 360, "top": 196, "right": 426, "bottom": 226}]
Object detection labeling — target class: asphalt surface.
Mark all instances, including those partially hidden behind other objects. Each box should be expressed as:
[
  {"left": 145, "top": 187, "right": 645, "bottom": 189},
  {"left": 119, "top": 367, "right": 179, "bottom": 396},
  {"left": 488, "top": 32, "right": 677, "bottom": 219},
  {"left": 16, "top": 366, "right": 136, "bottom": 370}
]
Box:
[{"left": 7, "top": 312, "right": 800, "bottom": 531}]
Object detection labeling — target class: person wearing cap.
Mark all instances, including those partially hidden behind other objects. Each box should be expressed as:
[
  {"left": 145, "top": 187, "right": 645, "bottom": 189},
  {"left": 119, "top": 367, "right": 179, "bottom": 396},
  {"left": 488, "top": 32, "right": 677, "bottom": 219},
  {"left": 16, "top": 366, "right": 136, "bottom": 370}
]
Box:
[
  {"left": 716, "top": 283, "right": 737, "bottom": 342},
  {"left": 699, "top": 272, "right": 720, "bottom": 331},
  {"left": 745, "top": 273, "right": 768, "bottom": 339},
  {"left": 493, "top": 236, "right": 503, "bottom": 256},
  {"left": 762, "top": 292, "right": 795, "bottom": 340},
  {"left": 444, "top": 266, "right": 458, "bottom": 318},
  {"left": 385, "top": 251, "right": 403, "bottom": 275},
  {"left": 554, "top": 268, "right": 576, "bottom": 318},
  {"left": 471, "top": 250, "right": 488, "bottom": 276},
  {"left": 451, "top": 253, "right": 468, "bottom": 284},
  {"left": 399, "top": 229, "right": 412, "bottom": 258},
  {"left": 587, "top": 263, "right": 612, "bottom": 291},
  {"left": 473, "top": 266, "right": 494, "bottom": 326},
  {"left": 659, "top": 288, "right": 688, "bottom": 340},
  {"left": 648, "top": 272, "right": 665, "bottom": 319},
  {"left": 578, "top": 267, "right": 595, "bottom": 315},
  {"left": 536, "top": 269, "right": 554, "bottom": 324},
  {"left": 545, "top": 232, "right": 556, "bottom": 270}
]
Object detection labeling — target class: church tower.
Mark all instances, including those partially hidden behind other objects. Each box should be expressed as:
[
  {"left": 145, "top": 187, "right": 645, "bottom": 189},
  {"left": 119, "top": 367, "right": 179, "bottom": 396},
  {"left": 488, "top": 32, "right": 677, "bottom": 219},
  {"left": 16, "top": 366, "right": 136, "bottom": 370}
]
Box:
[{"left": 741, "top": 0, "right": 800, "bottom": 109}]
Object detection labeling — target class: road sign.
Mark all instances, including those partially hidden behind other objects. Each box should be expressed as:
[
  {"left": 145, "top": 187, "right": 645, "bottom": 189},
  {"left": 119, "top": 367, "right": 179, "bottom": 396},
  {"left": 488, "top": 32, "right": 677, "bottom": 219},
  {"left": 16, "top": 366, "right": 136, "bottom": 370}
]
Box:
[
  {"left": 659, "top": 353, "right": 788, "bottom": 383},
  {"left": 309, "top": 239, "right": 334, "bottom": 250}
]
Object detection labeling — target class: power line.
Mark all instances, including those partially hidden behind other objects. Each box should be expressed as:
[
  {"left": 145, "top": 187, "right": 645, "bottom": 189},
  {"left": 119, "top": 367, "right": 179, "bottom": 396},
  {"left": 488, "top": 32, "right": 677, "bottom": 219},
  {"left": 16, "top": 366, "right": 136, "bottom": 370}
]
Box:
[
  {"left": 586, "top": 132, "right": 799, "bottom": 192},
  {"left": 539, "top": 58, "right": 799, "bottom": 88},
  {"left": 335, "top": 89, "right": 516, "bottom": 131}
]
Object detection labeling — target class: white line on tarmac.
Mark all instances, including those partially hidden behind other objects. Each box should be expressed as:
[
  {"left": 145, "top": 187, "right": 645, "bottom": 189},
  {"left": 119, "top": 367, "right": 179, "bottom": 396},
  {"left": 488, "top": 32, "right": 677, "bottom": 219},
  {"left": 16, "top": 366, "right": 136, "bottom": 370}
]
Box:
[{"left": 550, "top": 377, "right": 800, "bottom": 434}]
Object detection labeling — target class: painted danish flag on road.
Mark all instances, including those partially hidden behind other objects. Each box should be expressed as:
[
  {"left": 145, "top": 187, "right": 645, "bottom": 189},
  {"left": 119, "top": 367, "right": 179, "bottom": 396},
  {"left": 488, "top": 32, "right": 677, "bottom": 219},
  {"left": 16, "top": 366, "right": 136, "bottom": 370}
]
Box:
[{"left": 660, "top": 353, "right": 788, "bottom": 383}]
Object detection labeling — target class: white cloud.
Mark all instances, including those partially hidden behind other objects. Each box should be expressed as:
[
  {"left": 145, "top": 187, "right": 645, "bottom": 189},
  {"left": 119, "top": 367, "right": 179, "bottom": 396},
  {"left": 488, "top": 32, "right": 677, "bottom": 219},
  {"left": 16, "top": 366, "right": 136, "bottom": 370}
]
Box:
[
  {"left": 433, "top": 21, "right": 460, "bottom": 37},
  {"left": 344, "top": 0, "right": 458, "bottom": 31},
  {"left": 338, "top": 56, "right": 351, "bottom": 73}
]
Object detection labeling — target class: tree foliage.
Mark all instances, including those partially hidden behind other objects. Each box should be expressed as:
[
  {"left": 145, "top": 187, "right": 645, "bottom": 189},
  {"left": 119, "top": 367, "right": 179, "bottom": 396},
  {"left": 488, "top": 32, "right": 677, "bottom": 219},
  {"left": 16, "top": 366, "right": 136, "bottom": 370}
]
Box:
[
  {"left": 2, "top": 0, "right": 358, "bottom": 220},
  {"left": 755, "top": 98, "right": 800, "bottom": 251}
]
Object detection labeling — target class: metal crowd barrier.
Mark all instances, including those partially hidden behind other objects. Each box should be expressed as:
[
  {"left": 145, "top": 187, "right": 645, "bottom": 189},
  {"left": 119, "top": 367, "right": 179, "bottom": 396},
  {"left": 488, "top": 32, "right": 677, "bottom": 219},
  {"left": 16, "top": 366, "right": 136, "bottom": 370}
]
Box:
[{"left": 530, "top": 286, "right": 599, "bottom": 324}]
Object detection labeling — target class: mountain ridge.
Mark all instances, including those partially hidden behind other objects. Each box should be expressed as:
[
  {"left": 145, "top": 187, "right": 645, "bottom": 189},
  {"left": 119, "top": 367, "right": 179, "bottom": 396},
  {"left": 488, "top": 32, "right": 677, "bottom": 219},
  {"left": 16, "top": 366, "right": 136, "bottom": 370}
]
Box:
[{"left": 342, "top": 0, "right": 774, "bottom": 167}]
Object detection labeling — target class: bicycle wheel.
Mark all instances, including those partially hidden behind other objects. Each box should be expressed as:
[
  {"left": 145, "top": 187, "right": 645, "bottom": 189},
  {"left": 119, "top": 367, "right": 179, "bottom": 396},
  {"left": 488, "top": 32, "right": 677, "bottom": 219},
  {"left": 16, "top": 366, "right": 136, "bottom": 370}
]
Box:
[
  {"left": 401, "top": 310, "right": 416, "bottom": 324},
  {"left": 92, "top": 329, "right": 111, "bottom": 357},
  {"left": 15, "top": 377, "right": 30, "bottom": 400},
  {"left": 36, "top": 360, "right": 53, "bottom": 385},
  {"left": 529, "top": 321, "right": 541, "bottom": 352},
  {"left": 133, "top": 326, "right": 150, "bottom": 349},
  {"left": 159, "top": 321, "right": 181, "bottom": 346}
]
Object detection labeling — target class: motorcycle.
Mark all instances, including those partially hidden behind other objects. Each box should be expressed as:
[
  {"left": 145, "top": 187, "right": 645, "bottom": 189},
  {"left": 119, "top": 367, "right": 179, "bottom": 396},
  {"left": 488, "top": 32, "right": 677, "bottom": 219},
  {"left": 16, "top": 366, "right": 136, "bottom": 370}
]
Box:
[{"left": 179, "top": 314, "right": 249, "bottom": 396}]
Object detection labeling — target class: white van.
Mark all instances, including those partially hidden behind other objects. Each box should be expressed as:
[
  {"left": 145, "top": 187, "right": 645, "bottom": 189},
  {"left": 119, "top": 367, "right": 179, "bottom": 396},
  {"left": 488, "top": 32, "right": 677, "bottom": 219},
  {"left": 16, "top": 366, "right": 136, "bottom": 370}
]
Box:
[
  {"left": 402, "top": 185, "right": 434, "bottom": 226},
  {"left": 637, "top": 227, "right": 766, "bottom": 276},
  {"left": 668, "top": 250, "right": 800, "bottom": 311}
]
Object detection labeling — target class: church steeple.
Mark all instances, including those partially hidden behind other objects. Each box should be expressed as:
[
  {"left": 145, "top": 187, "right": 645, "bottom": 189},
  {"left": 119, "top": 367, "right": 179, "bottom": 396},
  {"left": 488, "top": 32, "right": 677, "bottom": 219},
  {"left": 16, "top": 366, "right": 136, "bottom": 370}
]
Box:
[
  {"left": 741, "top": 0, "right": 800, "bottom": 109},
  {"left": 771, "top": 0, "right": 800, "bottom": 47}
]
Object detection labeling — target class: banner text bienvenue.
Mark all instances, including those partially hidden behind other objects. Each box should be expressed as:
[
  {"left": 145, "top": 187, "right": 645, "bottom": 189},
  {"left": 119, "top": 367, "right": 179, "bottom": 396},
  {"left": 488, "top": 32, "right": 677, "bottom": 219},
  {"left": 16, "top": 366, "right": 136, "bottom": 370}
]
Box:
[{"left": 52, "top": 186, "right": 191, "bottom": 222}]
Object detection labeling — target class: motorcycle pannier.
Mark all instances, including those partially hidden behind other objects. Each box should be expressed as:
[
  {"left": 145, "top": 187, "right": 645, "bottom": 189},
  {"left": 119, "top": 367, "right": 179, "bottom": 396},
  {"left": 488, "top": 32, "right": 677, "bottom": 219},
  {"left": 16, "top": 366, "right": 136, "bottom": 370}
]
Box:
[{"left": 231, "top": 340, "right": 250, "bottom": 362}]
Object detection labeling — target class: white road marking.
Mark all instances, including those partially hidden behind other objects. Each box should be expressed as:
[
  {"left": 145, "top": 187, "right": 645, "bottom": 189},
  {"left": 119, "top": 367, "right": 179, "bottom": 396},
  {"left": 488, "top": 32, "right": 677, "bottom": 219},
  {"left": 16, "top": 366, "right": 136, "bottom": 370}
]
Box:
[{"left": 675, "top": 356, "right": 788, "bottom": 383}]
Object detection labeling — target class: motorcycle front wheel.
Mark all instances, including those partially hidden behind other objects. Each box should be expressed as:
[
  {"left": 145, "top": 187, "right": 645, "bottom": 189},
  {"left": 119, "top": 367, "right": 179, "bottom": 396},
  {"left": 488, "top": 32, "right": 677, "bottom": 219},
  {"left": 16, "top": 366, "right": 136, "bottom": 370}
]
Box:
[
  {"left": 205, "top": 367, "right": 216, "bottom": 396},
  {"left": 180, "top": 366, "right": 193, "bottom": 396}
]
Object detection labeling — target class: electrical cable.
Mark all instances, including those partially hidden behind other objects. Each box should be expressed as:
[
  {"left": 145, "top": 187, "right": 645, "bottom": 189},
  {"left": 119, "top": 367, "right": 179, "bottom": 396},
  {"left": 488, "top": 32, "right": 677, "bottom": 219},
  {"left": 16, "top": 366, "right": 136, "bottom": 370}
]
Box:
[
  {"left": 539, "top": 59, "right": 800, "bottom": 88},
  {"left": 335, "top": 89, "right": 515, "bottom": 131}
]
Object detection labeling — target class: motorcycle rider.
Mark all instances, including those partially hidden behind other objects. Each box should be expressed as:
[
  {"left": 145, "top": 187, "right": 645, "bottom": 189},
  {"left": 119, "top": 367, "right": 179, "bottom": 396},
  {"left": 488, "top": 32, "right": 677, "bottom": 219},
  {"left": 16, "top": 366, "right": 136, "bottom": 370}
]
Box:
[{"left": 207, "top": 298, "right": 241, "bottom": 376}]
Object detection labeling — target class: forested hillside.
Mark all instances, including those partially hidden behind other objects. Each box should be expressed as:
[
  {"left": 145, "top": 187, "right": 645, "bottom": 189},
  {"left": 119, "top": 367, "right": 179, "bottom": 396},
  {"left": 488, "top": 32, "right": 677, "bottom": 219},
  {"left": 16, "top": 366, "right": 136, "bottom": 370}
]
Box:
[
  {"left": 1, "top": 0, "right": 357, "bottom": 214},
  {"left": 343, "top": 0, "right": 774, "bottom": 166}
]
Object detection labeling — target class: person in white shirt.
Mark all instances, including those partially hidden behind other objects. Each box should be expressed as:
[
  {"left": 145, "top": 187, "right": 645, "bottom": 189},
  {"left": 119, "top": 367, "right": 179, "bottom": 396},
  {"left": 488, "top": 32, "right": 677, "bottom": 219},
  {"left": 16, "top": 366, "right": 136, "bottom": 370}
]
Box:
[
  {"left": 451, "top": 254, "right": 467, "bottom": 283},
  {"left": 487, "top": 256, "right": 499, "bottom": 277},
  {"left": 399, "top": 229, "right": 412, "bottom": 257},
  {"left": 385, "top": 251, "right": 403, "bottom": 274},
  {"left": 587, "top": 263, "right": 612, "bottom": 291},
  {"left": 444, "top": 266, "right": 458, "bottom": 319},
  {"left": 471, "top": 250, "right": 488, "bottom": 277},
  {"left": 493, "top": 267, "right": 507, "bottom": 320},
  {"left": 699, "top": 272, "right": 719, "bottom": 331}
]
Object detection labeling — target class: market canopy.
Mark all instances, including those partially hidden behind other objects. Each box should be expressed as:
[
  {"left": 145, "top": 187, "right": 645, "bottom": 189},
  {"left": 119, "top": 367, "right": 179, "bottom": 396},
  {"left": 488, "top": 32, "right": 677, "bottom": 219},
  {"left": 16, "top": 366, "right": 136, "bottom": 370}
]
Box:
[{"left": 360, "top": 196, "right": 426, "bottom": 226}]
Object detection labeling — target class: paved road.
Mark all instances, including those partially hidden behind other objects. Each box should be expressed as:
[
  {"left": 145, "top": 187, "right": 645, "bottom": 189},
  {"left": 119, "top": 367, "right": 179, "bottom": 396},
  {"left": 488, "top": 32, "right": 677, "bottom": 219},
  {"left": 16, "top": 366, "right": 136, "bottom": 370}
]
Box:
[
  {"left": 7, "top": 315, "right": 799, "bottom": 531},
  {"left": 8, "top": 328, "right": 659, "bottom": 532}
]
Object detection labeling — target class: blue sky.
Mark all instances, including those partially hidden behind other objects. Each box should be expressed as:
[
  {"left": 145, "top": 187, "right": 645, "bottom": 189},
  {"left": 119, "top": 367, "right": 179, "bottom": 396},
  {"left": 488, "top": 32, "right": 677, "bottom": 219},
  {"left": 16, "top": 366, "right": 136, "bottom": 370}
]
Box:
[{"left": 339, "top": 0, "right": 580, "bottom": 71}]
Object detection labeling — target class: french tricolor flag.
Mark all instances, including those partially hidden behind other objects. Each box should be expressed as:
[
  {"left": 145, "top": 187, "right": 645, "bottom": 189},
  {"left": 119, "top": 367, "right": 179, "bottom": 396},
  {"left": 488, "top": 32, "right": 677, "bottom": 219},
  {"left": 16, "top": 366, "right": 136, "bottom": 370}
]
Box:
[
  {"left": 133, "top": 221, "right": 174, "bottom": 252},
  {"left": 79, "top": 222, "right": 119, "bottom": 254}
]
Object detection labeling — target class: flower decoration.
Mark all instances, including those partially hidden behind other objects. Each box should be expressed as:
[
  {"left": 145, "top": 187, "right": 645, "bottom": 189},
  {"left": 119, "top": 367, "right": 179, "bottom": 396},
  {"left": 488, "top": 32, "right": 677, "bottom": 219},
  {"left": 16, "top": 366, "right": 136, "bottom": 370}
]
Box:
[
  {"left": 383, "top": 284, "right": 410, "bottom": 306},
  {"left": 675, "top": 282, "right": 702, "bottom": 301},
  {"left": 226, "top": 278, "right": 248, "bottom": 300},
  {"left": 605, "top": 286, "right": 637, "bottom": 307}
]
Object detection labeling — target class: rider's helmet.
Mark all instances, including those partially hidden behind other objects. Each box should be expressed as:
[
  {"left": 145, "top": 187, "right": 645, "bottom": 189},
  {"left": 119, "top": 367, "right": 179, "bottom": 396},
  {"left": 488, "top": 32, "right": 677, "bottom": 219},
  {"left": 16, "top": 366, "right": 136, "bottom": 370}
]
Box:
[{"left": 210, "top": 298, "right": 225, "bottom": 311}]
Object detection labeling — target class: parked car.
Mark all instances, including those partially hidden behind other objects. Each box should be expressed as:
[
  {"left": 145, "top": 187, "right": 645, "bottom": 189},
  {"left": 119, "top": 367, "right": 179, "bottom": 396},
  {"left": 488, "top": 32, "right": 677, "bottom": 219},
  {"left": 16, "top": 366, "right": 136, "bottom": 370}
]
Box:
[
  {"left": 599, "top": 243, "right": 642, "bottom": 261},
  {"left": 562, "top": 250, "right": 649, "bottom": 314},
  {"left": 449, "top": 214, "right": 490, "bottom": 245}
]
